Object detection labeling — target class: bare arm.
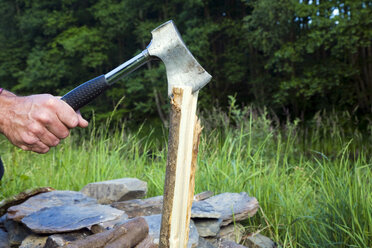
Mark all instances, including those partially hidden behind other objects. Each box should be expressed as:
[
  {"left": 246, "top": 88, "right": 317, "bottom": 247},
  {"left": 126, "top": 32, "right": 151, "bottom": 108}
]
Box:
[{"left": 0, "top": 89, "right": 88, "bottom": 153}]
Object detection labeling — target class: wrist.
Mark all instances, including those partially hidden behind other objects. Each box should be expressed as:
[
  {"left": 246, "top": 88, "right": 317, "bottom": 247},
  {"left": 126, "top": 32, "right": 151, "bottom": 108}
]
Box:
[
  {"left": 0, "top": 89, "right": 16, "bottom": 97},
  {"left": 0, "top": 90, "right": 18, "bottom": 134}
]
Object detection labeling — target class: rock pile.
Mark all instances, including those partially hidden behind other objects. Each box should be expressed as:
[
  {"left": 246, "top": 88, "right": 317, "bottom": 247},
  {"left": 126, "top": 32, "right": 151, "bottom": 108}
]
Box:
[{"left": 0, "top": 178, "right": 275, "bottom": 248}]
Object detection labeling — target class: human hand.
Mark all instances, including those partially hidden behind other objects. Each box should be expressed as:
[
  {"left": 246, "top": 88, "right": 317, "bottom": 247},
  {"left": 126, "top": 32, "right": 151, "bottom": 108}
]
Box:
[{"left": 0, "top": 90, "right": 88, "bottom": 153}]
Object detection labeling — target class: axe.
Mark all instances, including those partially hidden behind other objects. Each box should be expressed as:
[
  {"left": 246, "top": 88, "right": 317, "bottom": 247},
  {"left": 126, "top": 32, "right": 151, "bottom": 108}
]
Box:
[{"left": 61, "top": 20, "right": 212, "bottom": 110}]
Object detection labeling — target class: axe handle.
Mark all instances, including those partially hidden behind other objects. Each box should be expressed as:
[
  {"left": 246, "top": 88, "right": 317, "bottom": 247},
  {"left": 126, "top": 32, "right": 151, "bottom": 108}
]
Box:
[
  {"left": 61, "top": 50, "right": 150, "bottom": 111},
  {"left": 61, "top": 75, "right": 109, "bottom": 111}
]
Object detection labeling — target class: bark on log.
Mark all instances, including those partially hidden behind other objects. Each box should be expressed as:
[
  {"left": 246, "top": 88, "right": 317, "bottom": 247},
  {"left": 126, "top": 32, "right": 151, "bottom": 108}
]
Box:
[
  {"left": 194, "top": 191, "right": 213, "bottom": 201},
  {"left": 135, "top": 235, "right": 158, "bottom": 248},
  {"left": 159, "top": 87, "right": 202, "bottom": 248},
  {"left": 65, "top": 217, "right": 148, "bottom": 248}
]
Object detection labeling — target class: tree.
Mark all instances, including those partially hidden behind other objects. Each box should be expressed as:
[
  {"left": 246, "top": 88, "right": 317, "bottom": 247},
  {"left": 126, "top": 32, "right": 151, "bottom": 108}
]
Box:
[{"left": 243, "top": 0, "right": 372, "bottom": 118}]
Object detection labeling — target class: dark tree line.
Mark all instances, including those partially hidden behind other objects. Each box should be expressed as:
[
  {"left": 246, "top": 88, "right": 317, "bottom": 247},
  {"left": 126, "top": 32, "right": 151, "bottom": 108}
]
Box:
[{"left": 0, "top": 0, "right": 370, "bottom": 124}]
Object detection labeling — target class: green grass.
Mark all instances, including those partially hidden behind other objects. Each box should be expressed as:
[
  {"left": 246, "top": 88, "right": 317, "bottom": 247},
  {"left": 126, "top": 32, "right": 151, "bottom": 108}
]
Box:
[{"left": 0, "top": 107, "right": 371, "bottom": 247}]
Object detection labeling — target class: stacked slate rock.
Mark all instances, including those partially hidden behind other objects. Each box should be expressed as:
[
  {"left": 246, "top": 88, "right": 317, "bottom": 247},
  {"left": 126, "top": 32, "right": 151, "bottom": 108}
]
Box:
[{"left": 0, "top": 178, "right": 275, "bottom": 248}]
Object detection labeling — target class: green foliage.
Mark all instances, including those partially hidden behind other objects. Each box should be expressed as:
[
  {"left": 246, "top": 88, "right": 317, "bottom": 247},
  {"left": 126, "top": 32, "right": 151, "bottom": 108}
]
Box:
[
  {"left": 0, "top": 0, "right": 370, "bottom": 123},
  {"left": 244, "top": 0, "right": 372, "bottom": 116}
]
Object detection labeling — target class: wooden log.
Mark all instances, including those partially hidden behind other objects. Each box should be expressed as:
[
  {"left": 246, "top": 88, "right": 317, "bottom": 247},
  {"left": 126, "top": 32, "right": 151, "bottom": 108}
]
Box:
[
  {"left": 65, "top": 217, "right": 148, "bottom": 248},
  {"left": 135, "top": 235, "right": 158, "bottom": 248},
  {"left": 159, "top": 86, "right": 202, "bottom": 248},
  {"left": 193, "top": 191, "right": 213, "bottom": 202}
]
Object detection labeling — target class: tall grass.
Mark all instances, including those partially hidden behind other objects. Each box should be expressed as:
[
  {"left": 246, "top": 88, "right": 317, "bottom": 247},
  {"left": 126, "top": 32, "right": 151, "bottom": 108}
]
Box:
[{"left": 0, "top": 101, "right": 371, "bottom": 247}]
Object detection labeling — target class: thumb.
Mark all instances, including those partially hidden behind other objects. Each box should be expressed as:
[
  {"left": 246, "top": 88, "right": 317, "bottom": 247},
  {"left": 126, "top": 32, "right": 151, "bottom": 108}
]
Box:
[{"left": 76, "top": 110, "right": 89, "bottom": 128}]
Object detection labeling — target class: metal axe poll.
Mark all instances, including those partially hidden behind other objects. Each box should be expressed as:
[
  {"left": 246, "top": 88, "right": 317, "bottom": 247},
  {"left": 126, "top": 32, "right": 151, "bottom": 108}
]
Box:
[{"left": 61, "top": 20, "right": 212, "bottom": 110}]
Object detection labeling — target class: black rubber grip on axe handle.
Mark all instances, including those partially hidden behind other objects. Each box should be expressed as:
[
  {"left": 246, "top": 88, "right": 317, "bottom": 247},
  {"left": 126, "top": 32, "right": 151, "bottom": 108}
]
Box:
[{"left": 61, "top": 75, "right": 109, "bottom": 111}]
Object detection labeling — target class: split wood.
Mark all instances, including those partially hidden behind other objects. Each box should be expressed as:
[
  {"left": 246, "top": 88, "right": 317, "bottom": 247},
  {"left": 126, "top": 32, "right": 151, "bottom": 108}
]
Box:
[
  {"left": 65, "top": 217, "right": 148, "bottom": 248},
  {"left": 159, "top": 86, "right": 202, "bottom": 248}
]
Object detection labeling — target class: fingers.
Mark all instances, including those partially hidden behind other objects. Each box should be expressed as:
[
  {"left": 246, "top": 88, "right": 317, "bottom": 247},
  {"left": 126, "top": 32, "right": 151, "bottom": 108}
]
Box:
[
  {"left": 22, "top": 96, "right": 88, "bottom": 153},
  {"left": 53, "top": 98, "right": 80, "bottom": 129},
  {"left": 1, "top": 94, "right": 89, "bottom": 154},
  {"left": 21, "top": 141, "right": 50, "bottom": 154},
  {"left": 77, "top": 110, "right": 89, "bottom": 128},
  {"left": 44, "top": 116, "right": 70, "bottom": 139},
  {"left": 16, "top": 132, "right": 51, "bottom": 154}
]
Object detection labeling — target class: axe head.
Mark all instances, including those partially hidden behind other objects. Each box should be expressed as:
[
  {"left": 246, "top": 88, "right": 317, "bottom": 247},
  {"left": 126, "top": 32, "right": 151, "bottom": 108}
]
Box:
[{"left": 147, "top": 20, "right": 212, "bottom": 97}]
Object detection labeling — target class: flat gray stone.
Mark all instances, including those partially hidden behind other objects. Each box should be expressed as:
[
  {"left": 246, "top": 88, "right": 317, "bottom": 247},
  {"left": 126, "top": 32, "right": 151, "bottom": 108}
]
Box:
[
  {"left": 194, "top": 218, "right": 223, "bottom": 237},
  {"left": 111, "top": 191, "right": 216, "bottom": 218},
  {"left": 197, "top": 237, "right": 216, "bottom": 248},
  {"left": 19, "top": 234, "right": 48, "bottom": 248},
  {"left": 111, "top": 195, "right": 163, "bottom": 218},
  {"left": 4, "top": 218, "right": 32, "bottom": 246},
  {"left": 245, "top": 234, "right": 276, "bottom": 248},
  {"left": 202, "top": 192, "right": 259, "bottom": 225},
  {"left": 204, "top": 223, "right": 245, "bottom": 246},
  {"left": 44, "top": 230, "right": 91, "bottom": 248},
  {"left": 142, "top": 214, "right": 162, "bottom": 244},
  {"left": 0, "top": 187, "right": 54, "bottom": 217},
  {"left": 189, "top": 220, "right": 200, "bottom": 248},
  {"left": 218, "top": 223, "right": 245, "bottom": 243},
  {"left": 21, "top": 204, "right": 124, "bottom": 233},
  {"left": 218, "top": 239, "right": 247, "bottom": 248},
  {"left": 7, "top": 191, "right": 97, "bottom": 221},
  {"left": 139, "top": 215, "right": 198, "bottom": 248},
  {"left": 81, "top": 178, "right": 147, "bottom": 204},
  {"left": 90, "top": 213, "right": 129, "bottom": 234},
  {"left": 191, "top": 201, "right": 221, "bottom": 219},
  {"left": 0, "top": 214, "right": 6, "bottom": 229},
  {"left": 0, "top": 228, "right": 10, "bottom": 248}
]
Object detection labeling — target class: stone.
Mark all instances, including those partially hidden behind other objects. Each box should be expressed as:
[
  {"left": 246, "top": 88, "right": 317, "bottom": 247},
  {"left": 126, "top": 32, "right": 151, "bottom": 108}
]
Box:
[
  {"left": 0, "top": 214, "right": 6, "bottom": 229},
  {"left": 44, "top": 230, "right": 92, "bottom": 248},
  {"left": 205, "top": 223, "right": 245, "bottom": 246},
  {"left": 7, "top": 191, "right": 97, "bottom": 221},
  {"left": 218, "top": 223, "right": 245, "bottom": 244},
  {"left": 0, "top": 187, "right": 54, "bottom": 216},
  {"left": 191, "top": 201, "right": 221, "bottom": 219},
  {"left": 111, "top": 191, "right": 217, "bottom": 218},
  {"left": 21, "top": 204, "right": 124, "bottom": 233},
  {"left": 217, "top": 239, "right": 247, "bottom": 248},
  {"left": 111, "top": 196, "right": 163, "bottom": 218},
  {"left": 244, "top": 234, "right": 276, "bottom": 248},
  {"left": 141, "top": 214, "right": 162, "bottom": 244},
  {"left": 188, "top": 220, "right": 200, "bottom": 248},
  {"left": 197, "top": 237, "right": 216, "bottom": 248},
  {"left": 202, "top": 192, "right": 259, "bottom": 225},
  {"left": 3, "top": 218, "right": 32, "bottom": 246},
  {"left": 81, "top": 178, "right": 147, "bottom": 204},
  {"left": 193, "top": 218, "right": 223, "bottom": 237},
  {"left": 138, "top": 214, "right": 198, "bottom": 248},
  {"left": 19, "top": 234, "right": 48, "bottom": 248},
  {"left": 0, "top": 228, "right": 9, "bottom": 248},
  {"left": 91, "top": 213, "right": 129, "bottom": 234}
]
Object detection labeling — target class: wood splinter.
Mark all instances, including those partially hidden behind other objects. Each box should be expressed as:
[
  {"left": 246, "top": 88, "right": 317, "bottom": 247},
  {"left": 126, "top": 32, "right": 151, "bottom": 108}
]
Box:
[{"left": 159, "top": 86, "right": 202, "bottom": 248}]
